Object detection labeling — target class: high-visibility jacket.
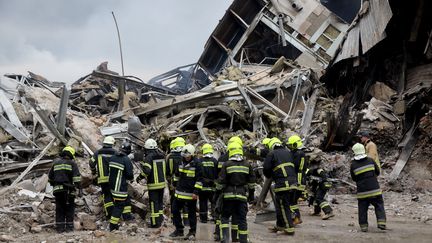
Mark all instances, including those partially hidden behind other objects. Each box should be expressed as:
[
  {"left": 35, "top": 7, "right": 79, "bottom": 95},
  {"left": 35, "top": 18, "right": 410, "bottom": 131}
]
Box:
[
  {"left": 48, "top": 156, "right": 81, "bottom": 193},
  {"left": 174, "top": 157, "right": 203, "bottom": 200},
  {"left": 139, "top": 149, "right": 167, "bottom": 190},
  {"left": 217, "top": 159, "right": 256, "bottom": 201},
  {"left": 89, "top": 146, "right": 116, "bottom": 184},
  {"left": 199, "top": 155, "right": 218, "bottom": 191},
  {"left": 108, "top": 152, "right": 134, "bottom": 200},
  {"left": 350, "top": 156, "right": 381, "bottom": 199},
  {"left": 216, "top": 152, "right": 229, "bottom": 176},
  {"left": 306, "top": 166, "right": 332, "bottom": 191},
  {"left": 263, "top": 145, "right": 296, "bottom": 192},
  {"left": 166, "top": 152, "right": 182, "bottom": 183},
  {"left": 292, "top": 149, "right": 308, "bottom": 191}
]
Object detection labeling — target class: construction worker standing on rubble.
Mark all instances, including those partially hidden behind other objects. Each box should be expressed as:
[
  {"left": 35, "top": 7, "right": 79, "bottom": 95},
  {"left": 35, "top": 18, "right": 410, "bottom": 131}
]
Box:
[
  {"left": 198, "top": 143, "right": 217, "bottom": 223},
  {"left": 263, "top": 137, "right": 296, "bottom": 235},
  {"left": 217, "top": 141, "right": 256, "bottom": 243},
  {"left": 48, "top": 146, "right": 81, "bottom": 233},
  {"left": 89, "top": 136, "right": 117, "bottom": 219},
  {"left": 287, "top": 134, "right": 308, "bottom": 224},
  {"left": 214, "top": 135, "right": 243, "bottom": 242},
  {"left": 136, "top": 138, "right": 166, "bottom": 228},
  {"left": 306, "top": 154, "right": 335, "bottom": 220},
  {"left": 108, "top": 141, "right": 134, "bottom": 231},
  {"left": 350, "top": 143, "right": 386, "bottom": 232},
  {"left": 170, "top": 144, "right": 203, "bottom": 240},
  {"left": 359, "top": 131, "right": 381, "bottom": 172}
]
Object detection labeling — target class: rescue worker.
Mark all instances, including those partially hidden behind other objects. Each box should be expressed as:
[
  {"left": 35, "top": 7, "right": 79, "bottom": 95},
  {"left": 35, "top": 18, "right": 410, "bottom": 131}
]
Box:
[
  {"left": 287, "top": 135, "right": 308, "bottom": 224},
  {"left": 136, "top": 138, "right": 166, "bottom": 228},
  {"left": 306, "top": 154, "right": 334, "bottom": 220},
  {"left": 263, "top": 137, "right": 296, "bottom": 235},
  {"left": 217, "top": 141, "right": 256, "bottom": 243},
  {"left": 89, "top": 136, "right": 117, "bottom": 219},
  {"left": 170, "top": 144, "right": 203, "bottom": 240},
  {"left": 48, "top": 146, "right": 81, "bottom": 232},
  {"left": 198, "top": 143, "right": 218, "bottom": 223},
  {"left": 108, "top": 141, "right": 134, "bottom": 231},
  {"left": 214, "top": 136, "right": 243, "bottom": 242},
  {"left": 246, "top": 137, "right": 271, "bottom": 159},
  {"left": 359, "top": 131, "right": 381, "bottom": 172},
  {"left": 166, "top": 137, "right": 189, "bottom": 224},
  {"left": 350, "top": 143, "right": 386, "bottom": 232}
]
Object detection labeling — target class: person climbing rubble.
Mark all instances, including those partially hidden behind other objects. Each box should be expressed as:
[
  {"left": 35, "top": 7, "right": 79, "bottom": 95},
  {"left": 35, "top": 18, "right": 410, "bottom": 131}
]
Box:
[
  {"left": 89, "top": 136, "right": 117, "bottom": 219},
  {"left": 216, "top": 141, "right": 256, "bottom": 243},
  {"left": 287, "top": 134, "right": 309, "bottom": 225},
  {"left": 108, "top": 141, "right": 134, "bottom": 231},
  {"left": 136, "top": 138, "right": 166, "bottom": 228},
  {"left": 198, "top": 143, "right": 217, "bottom": 223},
  {"left": 350, "top": 143, "right": 386, "bottom": 232},
  {"left": 48, "top": 145, "right": 81, "bottom": 233},
  {"left": 306, "top": 153, "right": 335, "bottom": 220},
  {"left": 263, "top": 137, "right": 296, "bottom": 235},
  {"left": 169, "top": 144, "right": 203, "bottom": 240}
]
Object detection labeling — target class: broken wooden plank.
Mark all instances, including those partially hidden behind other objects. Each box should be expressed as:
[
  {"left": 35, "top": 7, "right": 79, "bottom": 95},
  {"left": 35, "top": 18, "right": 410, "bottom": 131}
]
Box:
[
  {"left": 245, "top": 86, "right": 288, "bottom": 117},
  {"left": 56, "top": 84, "right": 70, "bottom": 136},
  {"left": 9, "top": 138, "right": 56, "bottom": 187},
  {"left": 299, "top": 88, "right": 319, "bottom": 138},
  {"left": 389, "top": 131, "right": 417, "bottom": 182},
  {"left": 0, "top": 114, "right": 30, "bottom": 143}
]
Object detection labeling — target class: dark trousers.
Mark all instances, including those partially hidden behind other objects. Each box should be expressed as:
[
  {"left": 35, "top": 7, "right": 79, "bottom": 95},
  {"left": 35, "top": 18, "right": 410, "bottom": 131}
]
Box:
[
  {"left": 275, "top": 190, "right": 295, "bottom": 233},
  {"left": 313, "top": 188, "right": 332, "bottom": 214},
  {"left": 358, "top": 195, "right": 386, "bottom": 229},
  {"left": 109, "top": 196, "right": 131, "bottom": 231},
  {"left": 169, "top": 188, "right": 189, "bottom": 225},
  {"left": 149, "top": 189, "right": 164, "bottom": 227},
  {"left": 100, "top": 183, "right": 113, "bottom": 218},
  {"left": 198, "top": 190, "right": 214, "bottom": 221},
  {"left": 221, "top": 200, "right": 248, "bottom": 243},
  {"left": 54, "top": 191, "right": 75, "bottom": 232},
  {"left": 172, "top": 198, "right": 197, "bottom": 232}
]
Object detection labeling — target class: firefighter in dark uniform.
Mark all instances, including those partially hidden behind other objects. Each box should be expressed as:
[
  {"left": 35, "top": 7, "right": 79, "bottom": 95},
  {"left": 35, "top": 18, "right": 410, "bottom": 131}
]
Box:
[
  {"left": 306, "top": 154, "right": 334, "bottom": 220},
  {"left": 166, "top": 137, "right": 189, "bottom": 224},
  {"left": 108, "top": 142, "right": 134, "bottom": 231},
  {"left": 217, "top": 141, "right": 256, "bottom": 243},
  {"left": 287, "top": 135, "right": 308, "bottom": 224},
  {"left": 247, "top": 137, "right": 271, "bottom": 159},
  {"left": 350, "top": 143, "right": 386, "bottom": 232},
  {"left": 48, "top": 146, "right": 81, "bottom": 232},
  {"left": 198, "top": 143, "right": 217, "bottom": 223},
  {"left": 136, "top": 138, "right": 166, "bottom": 228},
  {"left": 214, "top": 136, "right": 243, "bottom": 242},
  {"left": 89, "top": 136, "right": 117, "bottom": 219},
  {"left": 263, "top": 137, "right": 296, "bottom": 235},
  {"left": 169, "top": 144, "right": 203, "bottom": 240}
]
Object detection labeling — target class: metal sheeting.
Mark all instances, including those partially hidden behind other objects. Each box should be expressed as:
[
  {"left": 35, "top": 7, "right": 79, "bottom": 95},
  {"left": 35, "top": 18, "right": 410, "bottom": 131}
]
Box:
[
  {"left": 333, "top": 0, "right": 392, "bottom": 64},
  {"left": 406, "top": 63, "right": 432, "bottom": 90}
]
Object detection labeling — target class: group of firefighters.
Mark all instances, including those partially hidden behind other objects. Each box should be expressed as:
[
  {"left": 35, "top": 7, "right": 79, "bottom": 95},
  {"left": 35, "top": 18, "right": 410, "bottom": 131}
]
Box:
[{"left": 48, "top": 131, "right": 386, "bottom": 242}]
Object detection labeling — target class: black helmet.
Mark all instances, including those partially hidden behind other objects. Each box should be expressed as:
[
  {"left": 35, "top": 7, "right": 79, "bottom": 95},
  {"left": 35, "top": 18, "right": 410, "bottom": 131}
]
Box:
[{"left": 120, "top": 141, "right": 132, "bottom": 155}]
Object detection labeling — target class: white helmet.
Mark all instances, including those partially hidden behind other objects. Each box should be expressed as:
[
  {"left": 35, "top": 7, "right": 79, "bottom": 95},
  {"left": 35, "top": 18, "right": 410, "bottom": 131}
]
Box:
[
  {"left": 103, "top": 136, "right": 115, "bottom": 145},
  {"left": 144, "top": 138, "right": 158, "bottom": 149}
]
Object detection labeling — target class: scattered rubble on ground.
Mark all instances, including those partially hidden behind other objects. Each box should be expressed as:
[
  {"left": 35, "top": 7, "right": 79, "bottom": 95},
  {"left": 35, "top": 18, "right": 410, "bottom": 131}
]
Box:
[{"left": 0, "top": 0, "right": 432, "bottom": 241}]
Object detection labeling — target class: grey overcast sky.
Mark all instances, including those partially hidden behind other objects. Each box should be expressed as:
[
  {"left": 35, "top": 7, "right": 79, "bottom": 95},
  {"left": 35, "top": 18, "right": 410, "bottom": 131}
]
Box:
[{"left": 0, "top": 0, "right": 232, "bottom": 83}]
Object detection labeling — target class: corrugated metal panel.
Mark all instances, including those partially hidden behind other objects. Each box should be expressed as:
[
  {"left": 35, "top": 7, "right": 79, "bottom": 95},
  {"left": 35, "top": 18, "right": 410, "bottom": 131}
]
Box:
[
  {"left": 406, "top": 63, "right": 432, "bottom": 90},
  {"left": 360, "top": 0, "right": 392, "bottom": 53},
  {"left": 334, "top": 24, "right": 360, "bottom": 63},
  {"left": 333, "top": 0, "right": 392, "bottom": 64}
]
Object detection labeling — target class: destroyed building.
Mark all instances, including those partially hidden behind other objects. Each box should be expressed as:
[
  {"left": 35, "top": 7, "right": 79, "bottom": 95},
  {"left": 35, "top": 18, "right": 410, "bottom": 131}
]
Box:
[{"left": 0, "top": 0, "right": 431, "bottom": 241}]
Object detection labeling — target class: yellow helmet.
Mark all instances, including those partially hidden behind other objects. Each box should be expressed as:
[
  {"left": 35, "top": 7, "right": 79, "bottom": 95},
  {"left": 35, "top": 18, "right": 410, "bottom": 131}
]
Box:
[
  {"left": 352, "top": 143, "right": 367, "bottom": 160},
  {"left": 103, "top": 136, "right": 115, "bottom": 145},
  {"left": 202, "top": 143, "right": 214, "bottom": 155},
  {"left": 62, "top": 146, "right": 76, "bottom": 158},
  {"left": 170, "top": 137, "right": 186, "bottom": 150},
  {"left": 261, "top": 138, "right": 271, "bottom": 146},
  {"left": 268, "top": 137, "right": 282, "bottom": 150},
  {"left": 228, "top": 136, "right": 243, "bottom": 146},
  {"left": 287, "top": 135, "right": 303, "bottom": 150},
  {"left": 227, "top": 141, "right": 243, "bottom": 158}
]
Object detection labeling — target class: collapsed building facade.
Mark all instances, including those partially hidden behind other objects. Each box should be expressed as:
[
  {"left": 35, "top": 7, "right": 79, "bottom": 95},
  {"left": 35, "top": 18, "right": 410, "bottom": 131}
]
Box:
[{"left": 0, "top": 0, "right": 431, "bottom": 238}]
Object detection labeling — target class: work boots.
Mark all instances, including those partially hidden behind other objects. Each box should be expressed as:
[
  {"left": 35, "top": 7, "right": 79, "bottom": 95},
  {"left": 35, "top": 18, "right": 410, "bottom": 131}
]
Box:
[
  {"left": 268, "top": 225, "right": 284, "bottom": 233},
  {"left": 184, "top": 230, "right": 196, "bottom": 240},
  {"left": 169, "top": 229, "right": 184, "bottom": 238},
  {"left": 293, "top": 217, "right": 303, "bottom": 225}
]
